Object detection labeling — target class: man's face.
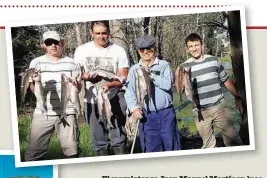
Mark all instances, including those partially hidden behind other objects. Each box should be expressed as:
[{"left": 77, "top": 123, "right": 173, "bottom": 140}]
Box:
[
  {"left": 138, "top": 47, "right": 155, "bottom": 62},
  {"left": 186, "top": 40, "right": 203, "bottom": 59},
  {"left": 44, "top": 39, "right": 63, "bottom": 57},
  {"left": 91, "top": 24, "right": 110, "bottom": 47}
]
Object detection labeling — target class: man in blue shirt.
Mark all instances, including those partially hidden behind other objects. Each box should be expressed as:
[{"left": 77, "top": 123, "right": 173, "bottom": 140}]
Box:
[{"left": 124, "top": 35, "right": 181, "bottom": 153}]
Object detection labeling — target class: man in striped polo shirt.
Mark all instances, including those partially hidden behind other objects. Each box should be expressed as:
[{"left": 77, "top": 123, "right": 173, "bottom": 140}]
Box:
[
  {"left": 24, "top": 31, "right": 81, "bottom": 161},
  {"left": 175, "top": 33, "right": 243, "bottom": 148}
]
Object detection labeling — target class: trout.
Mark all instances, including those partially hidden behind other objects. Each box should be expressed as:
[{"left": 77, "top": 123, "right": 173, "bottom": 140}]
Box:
[
  {"left": 178, "top": 66, "right": 184, "bottom": 104},
  {"left": 184, "top": 67, "right": 194, "bottom": 103},
  {"left": 69, "top": 71, "right": 83, "bottom": 120},
  {"left": 178, "top": 66, "right": 197, "bottom": 108},
  {"left": 96, "top": 85, "right": 113, "bottom": 129},
  {"left": 19, "top": 68, "right": 38, "bottom": 105},
  {"left": 133, "top": 67, "right": 151, "bottom": 107},
  {"left": 61, "top": 72, "right": 83, "bottom": 121},
  {"left": 89, "top": 69, "right": 123, "bottom": 83},
  {"left": 33, "top": 74, "right": 47, "bottom": 115},
  {"left": 79, "top": 66, "right": 86, "bottom": 117},
  {"left": 60, "top": 74, "right": 70, "bottom": 121}
]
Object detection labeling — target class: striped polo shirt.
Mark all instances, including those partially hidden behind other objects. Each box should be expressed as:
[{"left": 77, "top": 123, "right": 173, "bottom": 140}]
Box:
[
  {"left": 181, "top": 55, "right": 229, "bottom": 110},
  {"left": 29, "top": 55, "right": 81, "bottom": 116}
]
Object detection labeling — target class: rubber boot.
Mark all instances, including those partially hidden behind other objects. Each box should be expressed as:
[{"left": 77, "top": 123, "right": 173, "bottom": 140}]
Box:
[
  {"left": 113, "top": 146, "right": 126, "bottom": 155},
  {"left": 96, "top": 149, "right": 109, "bottom": 156}
]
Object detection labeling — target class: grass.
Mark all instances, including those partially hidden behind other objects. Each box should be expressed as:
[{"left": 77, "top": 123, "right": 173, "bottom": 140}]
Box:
[
  {"left": 18, "top": 87, "right": 242, "bottom": 160},
  {"left": 173, "top": 87, "right": 242, "bottom": 137},
  {"left": 19, "top": 114, "right": 96, "bottom": 161}
]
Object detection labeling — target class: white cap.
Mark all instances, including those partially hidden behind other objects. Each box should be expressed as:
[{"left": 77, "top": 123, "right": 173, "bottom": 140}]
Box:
[{"left": 43, "top": 31, "right": 61, "bottom": 42}]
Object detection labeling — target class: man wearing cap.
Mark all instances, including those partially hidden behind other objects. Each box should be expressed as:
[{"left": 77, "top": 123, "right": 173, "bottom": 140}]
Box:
[
  {"left": 74, "top": 20, "right": 129, "bottom": 156},
  {"left": 124, "top": 35, "right": 181, "bottom": 153},
  {"left": 24, "top": 30, "right": 81, "bottom": 161}
]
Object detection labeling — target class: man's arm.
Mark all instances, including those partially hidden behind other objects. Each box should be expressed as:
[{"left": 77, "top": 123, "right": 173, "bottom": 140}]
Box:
[
  {"left": 217, "top": 59, "right": 240, "bottom": 99},
  {"left": 103, "top": 47, "right": 130, "bottom": 90},
  {"left": 224, "top": 78, "right": 243, "bottom": 114},
  {"left": 124, "top": 67, "right": 138, "bottom": 111},
  {"left": 224, "top": 79, "right": 240, "bottom": 99},
  {"left": 107, "top": 68, "right": 129, "bottom": 86},
  {"left": 102, "top": 68, "right": 128, "bottom": 92}
]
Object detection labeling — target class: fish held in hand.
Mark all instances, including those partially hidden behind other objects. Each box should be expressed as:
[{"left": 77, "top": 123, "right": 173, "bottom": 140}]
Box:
[
  {"left": 79, "top": 66, "right": 86, "bottom": 118},
  {"left": 69, "top": 72, "right": 83, "bottom": 120},
  {"left": 178, "top": 67, "right": 197, "bottom": 108},
  {"left": 19, "top": 68, "right": 39, "bottom": 105},
  {"left": 60, "top": 74, "right": 70, "bottom": 121},
  {"left": 133, "top": 68, "right": 151, "bottom": 107},
  {"left": 33, "top": 74, "right": 47, "bottom": 115},
  {"left": 96, "top": 86, "right": 114, "bottom": 129},
  {"left": 89, "top": 69, "right": 123, "bottom": 83},
  {"left": 183, "top": 67, "right": 194, "bottom": 104},
  {"left": 61, "top": 73, "right": 83, "bottom": 121}
]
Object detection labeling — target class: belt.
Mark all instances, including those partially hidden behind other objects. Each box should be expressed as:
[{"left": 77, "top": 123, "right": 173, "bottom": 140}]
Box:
[
  {"left": 194, "top": 98, "right": 224, "bottom": 112},
  {"left": 145, "top": 104, "right": 173, "bottom": 113}
]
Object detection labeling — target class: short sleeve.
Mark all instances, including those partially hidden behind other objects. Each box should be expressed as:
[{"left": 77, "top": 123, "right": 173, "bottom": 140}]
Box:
[
  {"left": 74, "top": 46, "right": 87, "bottom": 67},
  {"left": 118, "top": 47, "right": 130, "bottom": 69},
  {"left": 217, "top": 59, "right": 229, "bottom": 83},
  {"left": 28, "top": 58, "right": 39, "bottom": 83}
]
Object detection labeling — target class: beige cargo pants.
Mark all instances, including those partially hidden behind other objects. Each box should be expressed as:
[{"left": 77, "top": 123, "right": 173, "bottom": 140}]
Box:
[
  {"left": 24, "top": 114, "right": 79, "bottom": 161},
  {"left": 193, "top": 100, "right": 243, "bottom": 148}
]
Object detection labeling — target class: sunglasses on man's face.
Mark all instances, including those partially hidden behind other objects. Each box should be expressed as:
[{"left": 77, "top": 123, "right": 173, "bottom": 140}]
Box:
[
  {"left": 44, "top": 40, "right": 60, "bottom": 46},
  {"left": 139, "top": 48, "right": 154, "bottom": 53}
]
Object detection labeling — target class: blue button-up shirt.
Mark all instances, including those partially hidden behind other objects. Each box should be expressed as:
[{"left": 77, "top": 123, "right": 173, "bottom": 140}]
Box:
[{"left": 124, "top": 57, "right": 174, "bottom": 112}]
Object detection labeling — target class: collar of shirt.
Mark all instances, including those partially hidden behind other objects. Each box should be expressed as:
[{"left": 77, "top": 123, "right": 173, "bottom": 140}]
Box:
[{"left": 138, "top": 57, "right": 159, "bottom": 67}]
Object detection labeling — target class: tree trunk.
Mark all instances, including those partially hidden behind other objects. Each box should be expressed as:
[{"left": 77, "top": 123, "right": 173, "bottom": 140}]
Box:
[
  {"left": 143, "top": 17, "right": 150, "bottom": 35},
  {"left": 74, "top": 23, "right": 82, "bottom": 46},
  {"left": 157, "top": 17, "right": 163, "bottom": 59},
  {"left": 227, "top": 10, "right": 249, "bottom": 145},
  {"left": 131, "top": 19, "right": 140, "bottom": 63}
]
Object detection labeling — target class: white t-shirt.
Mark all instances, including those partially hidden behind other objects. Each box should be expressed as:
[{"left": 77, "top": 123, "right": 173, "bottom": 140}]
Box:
[
  {"left": 74, "top": 41, "right": 130, "bottom": 104},
  {"left": 29, "top": 55, "right": 81, "bottom": 115}
]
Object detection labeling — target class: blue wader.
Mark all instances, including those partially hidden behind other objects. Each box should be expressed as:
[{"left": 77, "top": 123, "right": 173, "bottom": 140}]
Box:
[{"left": 138, "top": 106, "right": 181, "bottom": 152}]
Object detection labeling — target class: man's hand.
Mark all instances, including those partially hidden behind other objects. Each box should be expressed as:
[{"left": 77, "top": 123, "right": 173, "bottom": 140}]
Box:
[
  {"left": 31, "top": 72, "right": 39, "bottom": 79},
  {"left": 140, "top": 66, "right": 150, "bottom": 74},
  {"left": 103, "top": 83, "right": 110, "bottom": 93},
  {"left": 132, "top": 108, "right": 143, "bottom": 120},
  {"left": 82, "top": 72, "right": 102, "bottom": 84}
]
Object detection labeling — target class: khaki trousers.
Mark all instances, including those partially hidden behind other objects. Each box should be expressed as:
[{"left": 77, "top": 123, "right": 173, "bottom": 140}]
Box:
[
  {"left": 193, "top": 100, "right": 243, "bottom": 148},
  {"left": 24, "top": 114, "right": 79, "bottom": 161}
]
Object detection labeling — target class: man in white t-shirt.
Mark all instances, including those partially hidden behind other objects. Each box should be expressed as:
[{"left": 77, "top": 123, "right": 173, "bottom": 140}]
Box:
[
  {"left": 24, "top": 31, "right": 81, "bottom": 161},
  {"left": 74, "top": 20, "right": 130, "bottom": 156}
]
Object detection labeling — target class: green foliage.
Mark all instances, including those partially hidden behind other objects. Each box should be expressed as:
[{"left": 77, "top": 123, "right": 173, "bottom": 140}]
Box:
[
  {"left": 220, "top": 55, "right": 231, "bottom": 63},
  {"left": 12, "top": 26, "right": 44, "bottom": 73}
]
